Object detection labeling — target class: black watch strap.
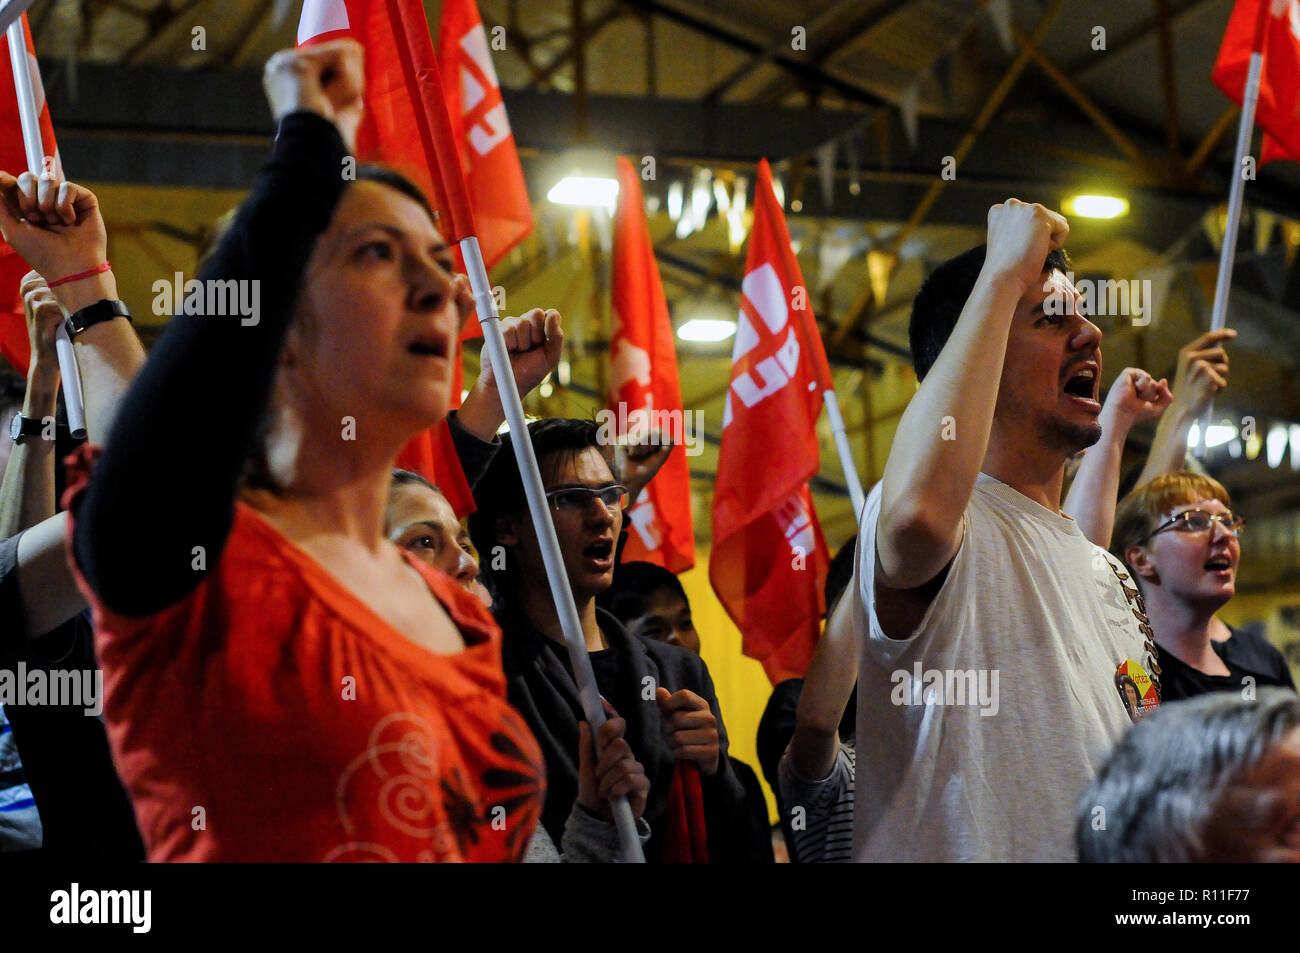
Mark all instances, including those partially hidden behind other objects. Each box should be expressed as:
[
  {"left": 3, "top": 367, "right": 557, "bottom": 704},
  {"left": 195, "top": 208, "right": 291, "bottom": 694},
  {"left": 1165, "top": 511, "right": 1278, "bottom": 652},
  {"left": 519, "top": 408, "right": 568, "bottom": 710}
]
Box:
[{"left": 65, "top": 299, "right": 132, "bottom": 339}]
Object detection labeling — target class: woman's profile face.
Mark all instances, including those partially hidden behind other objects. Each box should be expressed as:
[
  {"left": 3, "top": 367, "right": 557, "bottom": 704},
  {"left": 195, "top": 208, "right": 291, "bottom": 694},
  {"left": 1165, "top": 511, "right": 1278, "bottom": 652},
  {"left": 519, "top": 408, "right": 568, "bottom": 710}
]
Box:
[{"left": 287, "top": 180, "right": 464, "bottom": 443}]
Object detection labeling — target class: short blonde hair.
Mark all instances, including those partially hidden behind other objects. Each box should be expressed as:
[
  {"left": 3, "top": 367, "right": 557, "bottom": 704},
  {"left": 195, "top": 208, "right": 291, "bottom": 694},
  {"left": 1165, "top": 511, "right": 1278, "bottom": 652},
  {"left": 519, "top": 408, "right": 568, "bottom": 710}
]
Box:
[{"left": 1111, "top": 470, "right": 1232, "bottom": 566}]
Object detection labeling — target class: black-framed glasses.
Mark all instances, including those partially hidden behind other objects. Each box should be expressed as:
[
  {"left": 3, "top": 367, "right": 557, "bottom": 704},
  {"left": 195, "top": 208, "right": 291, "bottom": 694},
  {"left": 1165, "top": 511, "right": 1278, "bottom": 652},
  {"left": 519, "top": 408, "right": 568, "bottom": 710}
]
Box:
[
  {"left": 1146, "top": 508, "right": 1245, "bottom": 540},
  {"left": 545, "top": 484, "right": 628, "bottom": 514}
]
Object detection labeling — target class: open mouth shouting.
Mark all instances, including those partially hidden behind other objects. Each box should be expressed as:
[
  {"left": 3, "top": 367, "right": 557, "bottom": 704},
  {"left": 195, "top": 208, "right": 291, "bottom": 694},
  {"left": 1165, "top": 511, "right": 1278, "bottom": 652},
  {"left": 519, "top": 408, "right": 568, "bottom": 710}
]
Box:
[
  {"left": 1204, "top": 553, "right": 1235, "bottom": 579},
  {"left": 581, "top": 536, "right": 616, "bottom": 571},
  {"left": 1062, "top": 360, "right": 1101, "bottom": 414}
]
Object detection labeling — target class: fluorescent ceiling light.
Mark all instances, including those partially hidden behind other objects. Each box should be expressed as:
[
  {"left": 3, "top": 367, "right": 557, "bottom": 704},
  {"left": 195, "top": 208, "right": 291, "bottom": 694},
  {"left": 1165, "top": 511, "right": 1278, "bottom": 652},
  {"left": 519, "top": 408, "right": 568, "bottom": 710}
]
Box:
[
  {"left": 677, "top": 318, "right": 736, "bottom": 342},
  {"left": 1065, "top": 194, "right": 1129, "bottom": 219},
  {"left": 548, "top": 175, "right": 619, "bottom": 209}
]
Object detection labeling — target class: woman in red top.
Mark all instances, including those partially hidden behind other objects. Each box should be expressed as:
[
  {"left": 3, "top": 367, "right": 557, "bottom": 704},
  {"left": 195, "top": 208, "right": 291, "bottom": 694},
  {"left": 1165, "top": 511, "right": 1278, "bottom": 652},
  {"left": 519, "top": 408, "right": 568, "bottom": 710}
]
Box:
[{"left": 0, "top": 41, "right": 578, "bottom": 861}]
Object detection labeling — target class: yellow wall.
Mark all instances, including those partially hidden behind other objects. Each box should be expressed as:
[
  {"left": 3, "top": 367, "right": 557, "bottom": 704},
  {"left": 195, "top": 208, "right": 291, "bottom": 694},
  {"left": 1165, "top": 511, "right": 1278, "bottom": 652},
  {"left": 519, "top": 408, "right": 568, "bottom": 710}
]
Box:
[{"left": 679, "top": 549, "right": 780, "bottom": 824}]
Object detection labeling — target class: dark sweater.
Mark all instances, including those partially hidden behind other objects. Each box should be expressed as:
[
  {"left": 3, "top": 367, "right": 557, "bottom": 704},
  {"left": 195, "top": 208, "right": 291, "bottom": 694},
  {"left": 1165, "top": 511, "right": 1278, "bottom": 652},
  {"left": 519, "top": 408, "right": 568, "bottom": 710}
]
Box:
[
  {"left": 72, "top": 112, "right": 351, "bottom": 616},
  {"left": 1157, "top": 624, "right": 1296, "bottom": 702},
  {"left": 0, "top": 538, "right": 143, "bottom": 859},
  {"left": 497, "top": 602, "right": 765, "bottom": 862}
]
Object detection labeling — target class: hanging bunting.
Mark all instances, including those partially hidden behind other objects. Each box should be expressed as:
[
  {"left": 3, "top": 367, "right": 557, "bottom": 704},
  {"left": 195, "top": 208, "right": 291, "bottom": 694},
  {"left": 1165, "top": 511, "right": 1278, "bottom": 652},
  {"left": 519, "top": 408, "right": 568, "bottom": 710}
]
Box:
[
  {"left": 1255, "top": 208, "right": 1277, "bottom": 255},
  {"left": 866, "top": 249, "right": 897, "bottom": 307},
  {"left": 816, "top": 229, "right": 854, "bottom": 292},
  {"left": 667, "top": 179, "right": 685, "bottom": 221},
  {"left": 844, "top": 131, "right": 862, "bottom": 196},
  {"left": 934, "top": 51, "right": 955, "bottom": 111},
  {"left": 987, "top": 0, "right": 1015, "bottom": 55},
  {"left": 815, "top": 138, "right": 838, "bottom": 209},
  {"left": 1281, "top": 219, "right": 1300, "bottom": 271},
  {"left": 872, "top": 110, "right": 892, "bottom": 168},
  {"left": 1202, "top": 206, "right": 1227, "bottom": 254},
  {"left": 899, "top": 82, "right": 920, "bottom": 152},
  {"left": 713, "top": 175, "right": 731, "bottom": 216},
  {"left": 1137, "top": 264, "right": 1177, "bottom": 329},
  {"left": 727, "top": 174, "right": 749, "bottom": 253}
]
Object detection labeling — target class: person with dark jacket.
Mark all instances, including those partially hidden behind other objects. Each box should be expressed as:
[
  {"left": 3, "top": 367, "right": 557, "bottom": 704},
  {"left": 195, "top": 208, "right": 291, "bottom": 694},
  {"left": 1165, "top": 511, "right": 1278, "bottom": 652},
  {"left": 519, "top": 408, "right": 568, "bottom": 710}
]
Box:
[
  {"left": 601, "top": 559, "right": 774, "bottom": 862},
  {"left": 470, "top": 417, "right": 765, "bottom": 861}
]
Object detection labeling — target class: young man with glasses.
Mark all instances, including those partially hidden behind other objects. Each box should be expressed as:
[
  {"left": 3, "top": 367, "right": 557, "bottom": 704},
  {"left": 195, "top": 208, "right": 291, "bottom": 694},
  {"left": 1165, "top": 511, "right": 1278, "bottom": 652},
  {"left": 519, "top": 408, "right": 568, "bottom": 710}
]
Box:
[
  {"left": 1112, "top": 472, "right": 1295, "bottom": 701},
  {"left": 469, "top": 418, "right": 765, "bottom": 862}
]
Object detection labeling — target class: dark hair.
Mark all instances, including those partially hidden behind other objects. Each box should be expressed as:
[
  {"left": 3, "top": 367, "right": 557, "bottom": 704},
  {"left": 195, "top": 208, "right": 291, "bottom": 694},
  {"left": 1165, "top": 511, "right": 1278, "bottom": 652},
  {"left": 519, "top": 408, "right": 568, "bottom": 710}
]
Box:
[
  {"left": 909, "top": 244, "right": 1071, "bottom": 381},
  {"left": 390, "top": 468, "right": 439, "bottom": 494},
  {"left": 468, "top": 418, "right": 605, "bottom": 598},
  {"left": 355, "top": 165, "right": 438, "bottom": 224},
  {"left": 600, "top": 561, "right": 688, "bottom": 623}
]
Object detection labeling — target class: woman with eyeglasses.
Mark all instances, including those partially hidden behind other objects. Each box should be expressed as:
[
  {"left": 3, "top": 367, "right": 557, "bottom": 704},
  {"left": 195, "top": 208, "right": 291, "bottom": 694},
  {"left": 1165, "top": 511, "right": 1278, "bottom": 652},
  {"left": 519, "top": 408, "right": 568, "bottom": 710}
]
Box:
[{"left": 1112, "top": 471, "right": 1295, "bottom": 702}]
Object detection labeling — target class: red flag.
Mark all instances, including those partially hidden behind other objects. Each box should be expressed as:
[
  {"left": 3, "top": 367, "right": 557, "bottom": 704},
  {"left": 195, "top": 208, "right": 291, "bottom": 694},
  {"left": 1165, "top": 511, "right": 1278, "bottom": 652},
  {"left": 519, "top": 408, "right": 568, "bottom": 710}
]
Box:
[
  {"left": 1213, "top": 0, "right": 1300, "bottom": 161},
  {"left": 709, "top": 159, "right": 829, "bottom": 684},
  {"left": 609, "top": 156, "right": 694, "bottom": 574},
  {"left": 299, "top": 0, "right": 476, "bottom": 513},
  {"left": 0, "top": 14, "right": 61, "bottom": 375},
  {"left": 1261, "top": 132, "right": 1300, "bottom": 163},
  {"left": 437, "top": 0, "right": 533, "bottom": 274}
]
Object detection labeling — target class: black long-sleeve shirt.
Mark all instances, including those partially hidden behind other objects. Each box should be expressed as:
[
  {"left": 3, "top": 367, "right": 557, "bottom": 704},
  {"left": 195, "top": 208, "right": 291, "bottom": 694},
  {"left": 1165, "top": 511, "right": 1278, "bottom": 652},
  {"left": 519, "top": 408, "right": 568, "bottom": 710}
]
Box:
[{"left": 73, "top": 113, "right": 350, "bottom": 616}]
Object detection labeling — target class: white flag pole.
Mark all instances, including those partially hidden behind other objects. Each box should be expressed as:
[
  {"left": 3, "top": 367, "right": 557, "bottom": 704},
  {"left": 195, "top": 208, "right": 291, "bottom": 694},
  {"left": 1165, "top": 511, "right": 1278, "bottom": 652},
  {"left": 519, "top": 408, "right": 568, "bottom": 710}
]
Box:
[
  {"left": 821, "top": 388, "right": 865, "bottom": 527},
  {"left": 1195, "top": 46, "right": 1265, "bottom": 457},
  {"left": 6, "top": 19, "right": 86, "bottom": 440},
  {"left": 460, "top": 236, "right": 645, "bottom": 863}
]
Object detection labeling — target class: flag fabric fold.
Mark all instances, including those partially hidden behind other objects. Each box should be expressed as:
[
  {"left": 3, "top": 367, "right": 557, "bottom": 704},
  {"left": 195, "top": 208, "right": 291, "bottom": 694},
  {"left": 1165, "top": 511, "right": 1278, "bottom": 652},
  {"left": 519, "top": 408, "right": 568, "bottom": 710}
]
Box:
[
  {"left": 1212, "top": 0, "right": 1300, "bottom": 162},
  {"left": 609, "top": 156, "right": 694, "bottom": 574},
  {"left": 299, "top": 0, "right": 477, "bottom": 513},
  {"left": 437, "top": 0, "right": 533, "bottom": 275},
  {"left": 0, "top": 13, "right": 60, "bottom": 375},
  {"left": 709, "top": 159, "right": 829, "bottom": 685}
]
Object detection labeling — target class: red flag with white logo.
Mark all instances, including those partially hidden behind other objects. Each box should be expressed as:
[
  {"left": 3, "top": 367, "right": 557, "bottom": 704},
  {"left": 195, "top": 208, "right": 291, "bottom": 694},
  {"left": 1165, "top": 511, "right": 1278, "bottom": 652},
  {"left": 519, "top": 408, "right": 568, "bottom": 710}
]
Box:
[
  {"left": 0, "top": 13, "right": 61, "bottom": 375},
  {"left": 298, "top": 0, "right": 476, "bottom": 513},
  {"left": 1213, "top": 0, "right": 1300, "bottom": 161},
  {"left": 709, "top": 159, "right": 829, "bottom": 684},
  {"left": 437, "top": 0, "right": 533, "bottom": 275},
  {"left": 609, "top": 156, "right": 694, "bottom": 574}
]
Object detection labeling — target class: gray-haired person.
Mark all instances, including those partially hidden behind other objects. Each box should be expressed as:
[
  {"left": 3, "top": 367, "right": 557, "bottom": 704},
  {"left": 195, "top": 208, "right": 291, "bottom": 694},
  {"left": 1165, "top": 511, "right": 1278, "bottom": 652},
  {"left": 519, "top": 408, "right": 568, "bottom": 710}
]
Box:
[{"left": 1077, "top": 688, "right": 1300, "bottom": 862}]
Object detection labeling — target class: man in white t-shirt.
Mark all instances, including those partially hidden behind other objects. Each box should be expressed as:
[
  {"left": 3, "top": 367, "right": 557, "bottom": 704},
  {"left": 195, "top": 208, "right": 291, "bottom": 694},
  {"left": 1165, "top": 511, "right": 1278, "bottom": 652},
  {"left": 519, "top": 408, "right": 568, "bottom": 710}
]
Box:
[{"left": 852, "top": 200, "right": 1161, "bottom": 862}]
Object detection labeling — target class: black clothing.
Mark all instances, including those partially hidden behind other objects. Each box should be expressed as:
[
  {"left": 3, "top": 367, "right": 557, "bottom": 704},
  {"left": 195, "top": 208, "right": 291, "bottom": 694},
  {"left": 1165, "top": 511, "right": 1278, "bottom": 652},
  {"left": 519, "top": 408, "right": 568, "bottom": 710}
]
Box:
[
  {"left": 727, "top": 754, "right": 775, "bottom": 863},
  {"left": 1157, "top": 625, "right": 1296, "bottom": 702},
  {"left": 446, "top": 410, "right": 500, "bottom": 490},
  {"left": 757, "top": 677, "right": 803, "bottom": 861},
  {"left": 498, "top": 603, "right": 764, "bottom": 861},
  {"left": 73, "top": 112, "right": 351, "bottom": 617},
  {"left": 1218, "top": 624, "right": 1296, "bottom": 690},
  {"left": 0, "top": 536, "right": 143, "bottom": 859}
]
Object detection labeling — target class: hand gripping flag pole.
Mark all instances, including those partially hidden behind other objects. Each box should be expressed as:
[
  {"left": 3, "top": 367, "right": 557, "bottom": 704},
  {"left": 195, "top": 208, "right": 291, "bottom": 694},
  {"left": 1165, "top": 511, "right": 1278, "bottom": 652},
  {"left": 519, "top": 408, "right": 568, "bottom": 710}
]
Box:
[
  {"left": 6, "top": 18, "right": 86, "bottom": 439},
  {"left": 461, "top": 236, "right": 645, "bottom": 863},
  {"left": 1196, "top": 0, "right": 1270, "bottom": 458}
]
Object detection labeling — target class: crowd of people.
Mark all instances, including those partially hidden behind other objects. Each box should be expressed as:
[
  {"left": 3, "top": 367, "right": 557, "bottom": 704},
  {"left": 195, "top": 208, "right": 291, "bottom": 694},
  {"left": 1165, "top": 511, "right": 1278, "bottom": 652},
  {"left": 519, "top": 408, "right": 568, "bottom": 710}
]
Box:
[{"left": 0, "top": 40, "right": 1296, "bottom": 863}]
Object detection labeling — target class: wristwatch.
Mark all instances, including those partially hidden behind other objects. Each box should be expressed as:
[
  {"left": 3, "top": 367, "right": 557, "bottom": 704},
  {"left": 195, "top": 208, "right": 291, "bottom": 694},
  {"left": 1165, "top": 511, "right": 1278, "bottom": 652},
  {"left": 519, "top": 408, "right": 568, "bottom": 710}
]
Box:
[
  {"left": 9, "top": 411, "right": 44, "bottom": 446},
  {"left": 65, "top": 299, "right": 132, "bottom": 340}
]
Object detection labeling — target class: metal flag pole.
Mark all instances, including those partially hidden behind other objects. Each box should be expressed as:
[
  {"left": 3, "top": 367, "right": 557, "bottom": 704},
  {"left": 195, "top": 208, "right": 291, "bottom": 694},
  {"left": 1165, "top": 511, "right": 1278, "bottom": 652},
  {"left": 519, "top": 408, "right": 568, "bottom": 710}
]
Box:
[
  {"left": 1196, "top": 3, "right": 1269, "bottom": 457},
  {"left": 822, "top": 388, "right": 865, "bottom": 527},
  {"left": 461, "top": 235, "right": 645, "bottom": 863},
  {"left": 6, "top": 18, "right": 86, "bottom": 439}
]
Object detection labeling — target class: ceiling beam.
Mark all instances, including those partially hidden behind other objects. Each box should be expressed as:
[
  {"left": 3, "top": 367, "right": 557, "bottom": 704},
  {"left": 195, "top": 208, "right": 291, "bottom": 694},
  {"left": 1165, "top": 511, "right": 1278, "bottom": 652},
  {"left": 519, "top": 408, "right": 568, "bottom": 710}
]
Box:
[
  {"left": 619, "top": 0, "right": 891, "bottom": 109},
  {"left": 828, "top": 0, "right": 1068, "bottom": 349}
]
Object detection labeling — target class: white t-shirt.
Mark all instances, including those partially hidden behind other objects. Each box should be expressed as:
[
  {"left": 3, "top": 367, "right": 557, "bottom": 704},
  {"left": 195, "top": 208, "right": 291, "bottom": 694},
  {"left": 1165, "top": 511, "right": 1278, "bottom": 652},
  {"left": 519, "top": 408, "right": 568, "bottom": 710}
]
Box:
[{"left": 851, "top": 474, "right": 1158, "bottom": 862}]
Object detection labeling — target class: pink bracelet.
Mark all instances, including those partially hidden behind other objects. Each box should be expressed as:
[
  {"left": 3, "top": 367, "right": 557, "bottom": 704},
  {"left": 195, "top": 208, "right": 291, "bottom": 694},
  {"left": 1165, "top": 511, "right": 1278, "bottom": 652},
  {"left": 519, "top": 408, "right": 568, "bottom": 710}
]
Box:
[{"left": 47, "top": 262, "right": 112, "bottom": 289}]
